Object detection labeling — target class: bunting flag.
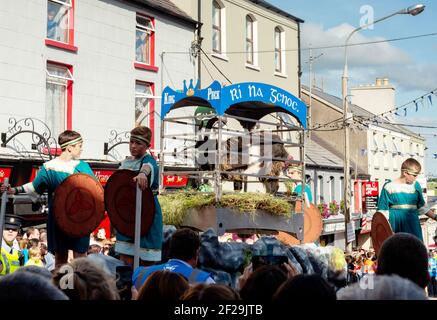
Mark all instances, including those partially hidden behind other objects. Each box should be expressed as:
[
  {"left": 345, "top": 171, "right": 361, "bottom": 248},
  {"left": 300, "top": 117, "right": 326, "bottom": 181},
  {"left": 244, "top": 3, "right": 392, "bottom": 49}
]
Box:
[
  {"left": 434, "top": 154, "right": 437, "bottom": 159},
  {"left": 429, "top": 95, "right": 433, "bottom": 106},
  {"left": 420, "top": 98, "right": 425, "bottom": 109},
  {"left": 404, "top": 108, "right": 407, "bottom": 116},
  {"left": 415, "top": 101, "right": 419, "bottom": 112},
  {"left": 394, "top": 110, "right": 400, "bottom": 116}
]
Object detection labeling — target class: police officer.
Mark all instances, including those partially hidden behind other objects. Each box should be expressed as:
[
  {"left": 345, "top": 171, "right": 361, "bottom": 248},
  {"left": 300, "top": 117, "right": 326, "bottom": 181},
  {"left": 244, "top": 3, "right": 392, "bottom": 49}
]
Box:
[{"left": 0, "top": 214, "right": 23, "bottom": 275}]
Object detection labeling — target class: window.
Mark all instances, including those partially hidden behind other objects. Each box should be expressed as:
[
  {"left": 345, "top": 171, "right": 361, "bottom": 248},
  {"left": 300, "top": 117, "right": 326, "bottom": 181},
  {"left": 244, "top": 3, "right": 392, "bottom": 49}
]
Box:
[
  {"left": 372, "top": 133, "right": 380, "bottom": 151},
  {"left": 45, "top": 62, "right": 73, "bottom": 137},
  {"left": 135, "top": 81, "right": 154, "bottom": 126},
  {"left": 328, "top": 176, "right": 335, "bottom": 202},
  {"left": 274, "top": 27, "right": 284, "bottom": 73},
  {"left": 212, "top": 1, "right": 222, "bottom": 53},
  {"left": 317, "top": 175, "right": 324, "bottom": 204},
  {"left": 46, "top": 0, "right": 77, "bottom": 51},
  {"left": 339, "top": 177, "right": 344, "bottom": 201},
  {"left": 246, "top": 15, "right": 254, "bottom": 65},
  {"left": 135, "top": 14, "right": 155, "bottom": 68}
]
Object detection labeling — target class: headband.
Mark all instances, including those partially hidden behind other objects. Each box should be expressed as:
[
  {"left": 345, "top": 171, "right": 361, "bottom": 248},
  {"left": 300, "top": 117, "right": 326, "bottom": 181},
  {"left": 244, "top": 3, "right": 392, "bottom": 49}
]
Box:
[
  {"left": 131, "top": 134, "right": 150, "bottom": 146},
  {"left": 402, "top": 169, "right": 420, "bottom": 175},
  {"left": 60, "top": 136, "right": 83, "bottom": 149}
]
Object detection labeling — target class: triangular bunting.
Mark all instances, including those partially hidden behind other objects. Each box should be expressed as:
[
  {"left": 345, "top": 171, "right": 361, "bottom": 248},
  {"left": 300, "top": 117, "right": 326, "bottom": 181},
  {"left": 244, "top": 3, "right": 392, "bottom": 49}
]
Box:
[{"left": 428, "top": 95, "right": 433, "bottom": 106}]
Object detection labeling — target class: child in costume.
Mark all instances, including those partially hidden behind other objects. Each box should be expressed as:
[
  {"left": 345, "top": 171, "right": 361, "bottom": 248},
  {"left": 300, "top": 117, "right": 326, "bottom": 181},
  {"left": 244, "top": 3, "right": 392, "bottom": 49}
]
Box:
[
  {"left": 1, "top": 130, "right": 95, "bottom": 267},
  {"left": 114, "top": 126, "right": 163, "bottom": 265},
  {"left": 377, "top": 158, "right": 436, "bottom": 241}
]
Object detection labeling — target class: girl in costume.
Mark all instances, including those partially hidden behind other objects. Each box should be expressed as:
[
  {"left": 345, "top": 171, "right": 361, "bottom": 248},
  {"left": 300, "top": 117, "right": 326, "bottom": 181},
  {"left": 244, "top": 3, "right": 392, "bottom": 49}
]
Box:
[
  {"left": 377, "top": 158, "right": 436, "bottom": 241},
  {"left": 114, "top": 126, "right": 163, "bottom": 265},
  {"left": 1, "top": 130, "right": 95, "bottom": 267}
]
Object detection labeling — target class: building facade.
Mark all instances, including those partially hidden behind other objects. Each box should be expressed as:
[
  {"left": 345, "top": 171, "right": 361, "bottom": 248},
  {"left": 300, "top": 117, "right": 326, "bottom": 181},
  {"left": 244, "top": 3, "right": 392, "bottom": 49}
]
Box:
[
  {"left": 171, "top": 0, "right": 303, "bottom": 96},
  {"left": 0, "top": 0, "right": 197, "bottom": 160}
]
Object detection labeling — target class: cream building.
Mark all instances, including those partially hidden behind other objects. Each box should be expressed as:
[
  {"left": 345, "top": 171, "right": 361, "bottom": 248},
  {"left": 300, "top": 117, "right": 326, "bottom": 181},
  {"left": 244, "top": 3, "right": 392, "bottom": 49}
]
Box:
[{"left": 171, "top": 0, "right": 304, "bottom": 95}]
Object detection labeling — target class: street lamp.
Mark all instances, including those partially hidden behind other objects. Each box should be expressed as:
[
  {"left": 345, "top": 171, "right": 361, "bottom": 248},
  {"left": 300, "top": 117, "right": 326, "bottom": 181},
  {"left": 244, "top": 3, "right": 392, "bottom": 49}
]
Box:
[{"left": 341, "top": 4, "right": 425, "bottom": 252}]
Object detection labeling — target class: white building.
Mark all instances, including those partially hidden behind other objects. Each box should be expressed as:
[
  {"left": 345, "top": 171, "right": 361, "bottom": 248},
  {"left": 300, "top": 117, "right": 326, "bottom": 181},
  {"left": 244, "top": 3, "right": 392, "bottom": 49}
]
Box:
[{"left": 0, "top": 0, "right": 197, "bottom": 161}]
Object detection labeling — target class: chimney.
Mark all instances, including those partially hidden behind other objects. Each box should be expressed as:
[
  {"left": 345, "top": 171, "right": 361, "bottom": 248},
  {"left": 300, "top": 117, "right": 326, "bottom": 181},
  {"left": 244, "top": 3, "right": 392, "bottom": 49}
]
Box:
[
  {"left": 376, "top": 78, "right": 383, "bottom": 86},
  {"left": 383, "top": 78, "right": 389, "bottom": 86}
]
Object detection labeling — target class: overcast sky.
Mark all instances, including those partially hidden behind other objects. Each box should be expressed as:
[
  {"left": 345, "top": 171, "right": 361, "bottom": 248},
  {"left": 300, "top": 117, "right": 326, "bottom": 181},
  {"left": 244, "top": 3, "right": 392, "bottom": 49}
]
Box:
[{"left": 268, "top": 0, "right": 437, "bottom": 177}]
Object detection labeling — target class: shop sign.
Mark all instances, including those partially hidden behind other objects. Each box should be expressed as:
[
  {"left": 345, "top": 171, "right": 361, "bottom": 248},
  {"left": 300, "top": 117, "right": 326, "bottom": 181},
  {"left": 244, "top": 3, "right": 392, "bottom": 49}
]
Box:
[
  {"left": 363, "top": 181, "right": 379, "bottom": 210},
  {"left": 0, "top": 167, "right": 12, "bottom": 184},
  {"left": 93, "top": 170, "right": 115, "bottom": 186},
  {"left": 163, "top": 175, "right": 188, "bottom": 187}
]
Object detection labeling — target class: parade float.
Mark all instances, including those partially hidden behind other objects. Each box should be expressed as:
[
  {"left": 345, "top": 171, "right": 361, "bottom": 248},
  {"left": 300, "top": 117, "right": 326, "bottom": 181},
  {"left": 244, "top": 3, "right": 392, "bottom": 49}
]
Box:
[{"left": 157, "top": 80, "right": 323, "bottom": 243}]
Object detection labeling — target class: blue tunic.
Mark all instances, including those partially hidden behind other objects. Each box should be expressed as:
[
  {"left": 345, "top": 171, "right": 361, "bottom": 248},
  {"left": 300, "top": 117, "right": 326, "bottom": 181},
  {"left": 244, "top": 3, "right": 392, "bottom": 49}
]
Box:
[
  {"left": 114, "top": 153, "right": 163, "bottom": 262},
  {"left": 294, "top": 184, "right": 313, "bottom": 203},
  {"left": 377, "top": 180, "right": 426, "bottom": 241},
  {"left": 24, "top": 158, "right": 95, "bottom": 254}
]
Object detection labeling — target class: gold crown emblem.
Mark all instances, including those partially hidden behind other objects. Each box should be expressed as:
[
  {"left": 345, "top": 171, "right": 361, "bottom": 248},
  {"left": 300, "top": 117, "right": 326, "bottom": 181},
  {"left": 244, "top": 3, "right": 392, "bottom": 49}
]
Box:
[{"left": 186, "top": 88, "right": 195, "bottom": 96}]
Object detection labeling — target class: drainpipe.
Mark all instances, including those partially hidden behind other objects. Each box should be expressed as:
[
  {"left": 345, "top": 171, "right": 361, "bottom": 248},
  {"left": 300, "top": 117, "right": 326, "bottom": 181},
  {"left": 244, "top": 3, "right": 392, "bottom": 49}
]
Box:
[
  {"left": 297, "top": 22, "right": 302, "bottom": 99},
  {"left": 197, "top": 0, "right": 202, "bottom": 87}
]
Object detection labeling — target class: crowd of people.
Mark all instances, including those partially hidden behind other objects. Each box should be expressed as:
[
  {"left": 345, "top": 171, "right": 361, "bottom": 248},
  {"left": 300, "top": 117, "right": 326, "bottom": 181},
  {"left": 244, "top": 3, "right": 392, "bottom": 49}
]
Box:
[{"left": 0, "top": 222, "right": 435, "bottom": 301}]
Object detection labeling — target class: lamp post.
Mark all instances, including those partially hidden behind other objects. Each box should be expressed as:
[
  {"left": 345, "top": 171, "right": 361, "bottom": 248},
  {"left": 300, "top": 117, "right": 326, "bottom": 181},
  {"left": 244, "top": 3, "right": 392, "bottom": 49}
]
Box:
[{"left": 342, "top": 4, "right": 425, "bottom": 252}]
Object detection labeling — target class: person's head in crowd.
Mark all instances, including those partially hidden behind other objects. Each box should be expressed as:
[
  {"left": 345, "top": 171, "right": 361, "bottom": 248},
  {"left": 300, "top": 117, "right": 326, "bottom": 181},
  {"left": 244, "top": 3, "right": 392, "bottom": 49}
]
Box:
[
  {"left": 15, "top": 265, "right": 53, "bottom": 280},
  {"left": 239, "top": 265, "right": 287, "bottom": 302},
  {"left": 26, "top": 227, "right": 40, "bottom": 240},
  {"left": 87, "top": 244, "right": 102, "bottom": 255},
  {"left": 2, "top": 214, "right": 22, "bottom": 244},
  {"left": 28, "top": 246, "right": 42, "bottom": 264},
  {"left": 18, "top": 238, "right": 28, "bottom": 250},
  {"left": 376, "top": 233, "right": 429, "bottom": 289},
  {"left": 272, "top": 274, "right": 336, "bottom": 302},
  {"left": 40, "top": 243, "right": 48, "bottom": 256},
  {"left": 169, "top": 228, "right": 201, "bottom": 267},
  {"left": 52, "top": 258, "right": 120, "bottom": 300},
  {"left": 337, "top": 274, "right": 427, "bottom": 300},
  {"left": 181, "top": 284, "right": 241, "bottom": 301},
  {"left": 0, "top": 272, "right": 68, "bottom": 300},
  {"left": 136, "top": 270, "right": 189, "bottom": 302},
  {"left": 27, "top": 238, "right": 40, "bottom": 250},
  {"left": 58, "top": 130, "right": 83, "bottom": 159},
  {"left": 40, "top": 230, "right": 48, "bottom": 244}
]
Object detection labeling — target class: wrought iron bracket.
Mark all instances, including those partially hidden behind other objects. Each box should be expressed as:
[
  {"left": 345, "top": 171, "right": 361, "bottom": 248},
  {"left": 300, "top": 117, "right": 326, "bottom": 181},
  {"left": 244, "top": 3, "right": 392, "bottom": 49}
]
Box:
[
  {"left": 1, "top": 118, "right": 58, "bottom": 159},
  {"left": 104, "top": 130, "right": 130, "bottom": 155}
]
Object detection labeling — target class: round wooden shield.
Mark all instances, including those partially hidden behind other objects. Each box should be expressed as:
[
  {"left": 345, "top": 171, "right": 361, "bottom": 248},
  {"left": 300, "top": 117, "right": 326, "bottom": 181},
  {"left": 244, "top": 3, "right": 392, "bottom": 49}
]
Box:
[
  {"left": 371, "top": 212, "right": 394, "bottom": 256},
  {"left": 53, "top": 173, "right": 105, "bottom": 238},
  {"left": 104, "top": 169, "right": 155, "bottom": 238},
  {"left": 276, "top": 201, "right": 323, "bottom": 245}
]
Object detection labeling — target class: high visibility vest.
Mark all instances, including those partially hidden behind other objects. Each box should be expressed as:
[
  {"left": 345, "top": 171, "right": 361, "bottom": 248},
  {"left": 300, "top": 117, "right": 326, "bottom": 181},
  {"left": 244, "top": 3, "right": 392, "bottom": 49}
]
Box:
[{"left": 0, "top": 247, "right": 21, "bottom": 275}]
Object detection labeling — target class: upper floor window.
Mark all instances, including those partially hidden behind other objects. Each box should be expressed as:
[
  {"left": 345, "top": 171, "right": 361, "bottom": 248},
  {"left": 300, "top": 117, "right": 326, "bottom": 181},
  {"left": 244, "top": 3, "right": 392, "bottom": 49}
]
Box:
[
  {"left": 246, "top": 15, "right": 254, "bottom": 65},
  {"left": 274, "top": 27, "right": 284, "bottom": 73},
  {"left": 47, "top": 0, "right": 71, "bottom": 43},
  {"left": 136, "top": 15, "right": 155, "bottom": 65},
  {"left": 45, "top": 62, "right": 74, "bottom": 137},
  {"left": 212, "top": 1, "right": 222, "bottom": 54},
  {"left": 135, "top": 81, "right": 154, "bottom": 127}
]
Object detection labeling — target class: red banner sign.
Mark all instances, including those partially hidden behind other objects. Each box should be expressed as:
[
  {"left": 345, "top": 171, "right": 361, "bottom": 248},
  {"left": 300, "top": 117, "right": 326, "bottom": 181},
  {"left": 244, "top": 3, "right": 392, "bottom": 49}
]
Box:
[
  {"left": 163, "top": 175, "right": 188, "bottom": 187},
  {"left": 363, "top": 181, "right": 379, "bottom": 211},
  {"left": 363, "top": 181, "right": 379, "bottom": 196},
  {"left": 92, "top": 170, "right": 115, "bottom": 186},
  {"left": 0, "top": 167, "right": 12, "bottom": 184}
]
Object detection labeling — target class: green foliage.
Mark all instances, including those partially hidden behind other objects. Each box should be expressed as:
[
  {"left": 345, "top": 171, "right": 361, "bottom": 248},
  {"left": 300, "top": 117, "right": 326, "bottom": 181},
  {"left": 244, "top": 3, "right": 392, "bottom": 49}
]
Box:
[{"left": 158, "top": 191, "right": 293, "bottom": 226}]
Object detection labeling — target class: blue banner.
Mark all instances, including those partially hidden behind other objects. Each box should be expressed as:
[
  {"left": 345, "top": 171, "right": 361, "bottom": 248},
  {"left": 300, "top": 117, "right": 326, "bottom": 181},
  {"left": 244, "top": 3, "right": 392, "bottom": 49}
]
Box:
[{"left": 161, "top": 80, "right": 307, "bottom": 128}]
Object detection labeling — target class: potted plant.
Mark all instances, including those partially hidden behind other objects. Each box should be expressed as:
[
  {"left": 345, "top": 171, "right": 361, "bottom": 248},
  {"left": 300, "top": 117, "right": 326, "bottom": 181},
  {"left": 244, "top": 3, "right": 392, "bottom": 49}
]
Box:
[
  {"left": 329, "top": 200, "right": 340, "bottom": 215},
  {"left": 317, "top": 202, "right": 330, "bottom": 219}
]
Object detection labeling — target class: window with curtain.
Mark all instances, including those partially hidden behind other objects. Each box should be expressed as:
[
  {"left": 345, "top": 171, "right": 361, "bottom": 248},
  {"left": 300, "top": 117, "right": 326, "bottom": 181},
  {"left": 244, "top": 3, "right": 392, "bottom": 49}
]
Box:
[
  {"left": 45, "top": 63, "right": 73, "bottom": 137},
  {"left": 212, "top": 1, "right": 222, "bottom": 53},
  {"left": 317, "top": 175, "right": 324, "bottom": 204},
  {"left": 135, "top": 15, "right": 154, "bottom": 65},
  {"left": 246, "top": 15, "right": 254, "bottom": 64},
  {"left": 47, "top": 0, "right": 71, "bottom": 43},
  {"left": 329, "top": 176, "right": 335, "bottom": 202},
  {"left": 274, "top": 27, "right": 283, "bottom": 72},
  {"left": 135, "top": 82, "right": 153, "bottom": 127}
]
